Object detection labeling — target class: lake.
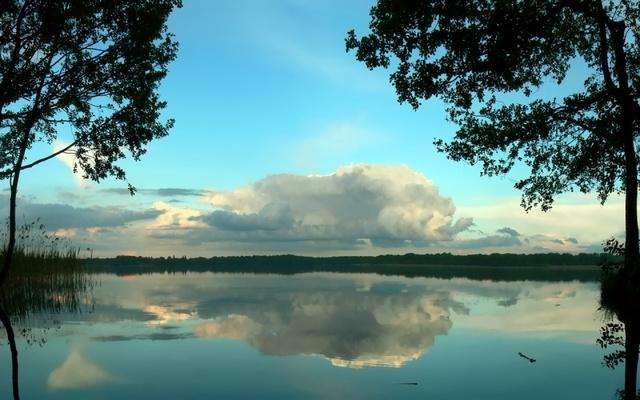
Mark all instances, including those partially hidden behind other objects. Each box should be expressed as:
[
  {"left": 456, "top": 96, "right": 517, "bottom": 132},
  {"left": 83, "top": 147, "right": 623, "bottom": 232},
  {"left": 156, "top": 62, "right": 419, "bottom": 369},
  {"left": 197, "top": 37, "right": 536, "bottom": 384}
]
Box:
[{"left": 0, "top": 272, "right": 625, "bottom": 399}]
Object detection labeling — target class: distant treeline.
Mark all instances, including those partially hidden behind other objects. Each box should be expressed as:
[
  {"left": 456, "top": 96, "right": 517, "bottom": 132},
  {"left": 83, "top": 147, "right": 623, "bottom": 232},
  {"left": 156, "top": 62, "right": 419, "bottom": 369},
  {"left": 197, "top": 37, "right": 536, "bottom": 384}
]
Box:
[{"left": 85, "top": 252, "right": 615, "bottom": 282}]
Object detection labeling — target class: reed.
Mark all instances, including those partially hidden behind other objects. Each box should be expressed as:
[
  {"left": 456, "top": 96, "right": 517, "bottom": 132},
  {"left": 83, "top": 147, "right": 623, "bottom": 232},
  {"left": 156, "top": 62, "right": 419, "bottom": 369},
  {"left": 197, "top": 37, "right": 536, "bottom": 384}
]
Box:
[{"left": 0, "top": 222, "right": 94, "bottom": 322}]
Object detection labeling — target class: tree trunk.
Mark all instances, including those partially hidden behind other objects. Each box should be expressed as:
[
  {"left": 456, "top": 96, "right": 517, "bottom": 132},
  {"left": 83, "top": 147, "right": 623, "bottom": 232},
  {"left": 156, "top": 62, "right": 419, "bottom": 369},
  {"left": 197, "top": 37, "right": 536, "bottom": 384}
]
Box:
[
  {"left": 622, "top": 132, "right": 639, "bottom": 397},
  {"left": 622, "top": 129, "right": 639, "bottom": 400},
  {"left": 621, "top": 102, "right": 639, "bottom": 400},
  {"left": 0, "top": 134, "right": 29, "bottom": 287},
  {"left": 610, "top": 18, "right": 640, "bottom": 399},
  {"left": 0, "top": 306, "right": 20, "bottom": 400},
  {"left": 0, "top": 138, "right": 27, "bottom": 400},
  {"left": 624, "top": 321, "right": 639, "bottom": 400}
]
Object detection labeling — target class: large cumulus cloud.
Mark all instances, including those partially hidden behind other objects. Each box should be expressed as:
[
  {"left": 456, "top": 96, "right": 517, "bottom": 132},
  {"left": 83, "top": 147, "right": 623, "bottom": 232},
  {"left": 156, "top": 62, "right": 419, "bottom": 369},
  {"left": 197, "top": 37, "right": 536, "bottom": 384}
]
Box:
[{"left": 174, "top": 164, "right": 472, "bottom": 248}]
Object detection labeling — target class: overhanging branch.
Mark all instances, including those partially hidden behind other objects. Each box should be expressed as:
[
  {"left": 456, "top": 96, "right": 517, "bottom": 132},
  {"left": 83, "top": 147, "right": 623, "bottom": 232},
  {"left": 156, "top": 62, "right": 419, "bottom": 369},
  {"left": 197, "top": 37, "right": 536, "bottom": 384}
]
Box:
[{"left": 0, "top": 140, "right": 78, "bottom": 179}]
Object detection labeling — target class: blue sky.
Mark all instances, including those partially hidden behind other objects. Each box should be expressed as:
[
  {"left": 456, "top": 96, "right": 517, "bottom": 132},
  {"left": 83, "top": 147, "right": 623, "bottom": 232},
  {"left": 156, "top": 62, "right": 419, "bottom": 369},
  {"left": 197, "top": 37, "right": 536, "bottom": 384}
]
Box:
[
  {"left": 8, "top": 0, "right": 625, "bottom": 256},
  {"left": 24, "top": 0, "right": 496, "bottom": 197}
]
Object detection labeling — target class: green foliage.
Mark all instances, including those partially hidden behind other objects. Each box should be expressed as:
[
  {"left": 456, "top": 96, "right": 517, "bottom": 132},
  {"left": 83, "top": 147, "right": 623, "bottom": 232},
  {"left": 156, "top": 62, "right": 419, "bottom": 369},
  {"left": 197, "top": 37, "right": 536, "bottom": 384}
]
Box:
[
  {"left": 598, "top": 237, "right": 640, "bottom": 377},
  {"left": 346, "top": 0, "right": 640, "bottom": 210},
  {"left": 597, "top": 321, "right": 626, "bottom": 369},
  {"left": 0, "top": 0, "right": 181, "bottom": 185},
  {"left": 599, "top": 237, "right": 640, "bottom": 321},
  {"left": 614, "top": 389, "right": 640, "bottom": 400}
]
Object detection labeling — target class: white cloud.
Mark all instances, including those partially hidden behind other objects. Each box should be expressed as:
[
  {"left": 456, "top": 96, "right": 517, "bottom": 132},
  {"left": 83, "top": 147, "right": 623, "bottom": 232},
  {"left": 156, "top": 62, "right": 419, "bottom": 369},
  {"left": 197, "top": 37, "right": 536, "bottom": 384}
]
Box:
[
  {"left": 47, "top": 349, "right": 115, "bottom": 390},
  {"left": 458, "top": 194, "right": 625, "bottom": 249},
  {"left": 192, "top": 164, "right": 472, "bottom": 247},
  {"left": 451, "top": 226, "right": 586, "bottom": 253},
  {"left": 53, "top": 140, "right": 87, "bottom": 187},
  {"left": 15, "top": 165, "right": 623, "bottom": 255},
  {"left": 0, "top": 194, "right": 161, "bottom": 230},
  {"left": 149, "top": 201, "right": 205, "bottom": 230}
]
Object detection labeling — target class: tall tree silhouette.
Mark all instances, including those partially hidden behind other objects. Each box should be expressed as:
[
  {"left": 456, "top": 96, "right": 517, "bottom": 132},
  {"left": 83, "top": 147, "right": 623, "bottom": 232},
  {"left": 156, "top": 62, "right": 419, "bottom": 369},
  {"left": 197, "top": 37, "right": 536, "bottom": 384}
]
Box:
[
  {"left": 347, "top": 1, "right": 639, "bottom": 398},
  {"left": 0, "top": 0, "right": 181, "bottom": 289}
]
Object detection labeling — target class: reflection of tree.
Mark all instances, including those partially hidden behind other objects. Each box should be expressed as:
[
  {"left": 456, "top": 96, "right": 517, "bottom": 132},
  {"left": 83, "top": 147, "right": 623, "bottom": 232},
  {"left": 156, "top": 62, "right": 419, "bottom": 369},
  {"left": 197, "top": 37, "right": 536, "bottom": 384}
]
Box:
[
  {"left": 599, "top": 239, "right": 639, "bottom": 399},
  {"left": 0, "top": 247, "right": 95, "bottom": 400},
  {"left": 0, "top": 256, "right": 94, "bottom": 323},
  {"left": 0, "top": 305, "right": 19, "bottom": 400}
]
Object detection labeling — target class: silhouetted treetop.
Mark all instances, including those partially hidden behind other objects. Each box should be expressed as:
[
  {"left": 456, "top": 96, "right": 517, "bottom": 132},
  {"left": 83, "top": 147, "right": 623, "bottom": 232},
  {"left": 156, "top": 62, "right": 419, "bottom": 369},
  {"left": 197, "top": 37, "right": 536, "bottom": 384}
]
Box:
[
  {"left": 0, "top": 0, "right": 182, "bottom": 187},
  {"left": 346, "top": 0, "right": 639, "bottom": 211},
  {"left": 0, "top": 0, "right": 182, "bottom": 295},
  {"left": 348, "top": 3, "right": 640, "bottom": 398}
]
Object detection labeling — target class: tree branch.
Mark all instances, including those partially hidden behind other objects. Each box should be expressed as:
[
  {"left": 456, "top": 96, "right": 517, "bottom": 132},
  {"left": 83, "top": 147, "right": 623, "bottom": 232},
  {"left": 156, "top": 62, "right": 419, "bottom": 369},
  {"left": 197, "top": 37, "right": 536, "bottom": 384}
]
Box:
[
  {"left": 21, "top": 140, "right": 78, "bottom": 171},
  {"left": 598, "top": 19, "right": 618, "bottom": 93},
  {"left": 0, "top": 140, "right": 78, "bottom": 180}
]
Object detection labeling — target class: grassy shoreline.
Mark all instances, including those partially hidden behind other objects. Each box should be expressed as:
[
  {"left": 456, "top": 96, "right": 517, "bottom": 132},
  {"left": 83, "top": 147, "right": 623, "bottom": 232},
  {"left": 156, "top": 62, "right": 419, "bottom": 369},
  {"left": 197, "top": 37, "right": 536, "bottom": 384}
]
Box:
[{"left": 0, "top": 247, "right": 92, "bottom": 321}]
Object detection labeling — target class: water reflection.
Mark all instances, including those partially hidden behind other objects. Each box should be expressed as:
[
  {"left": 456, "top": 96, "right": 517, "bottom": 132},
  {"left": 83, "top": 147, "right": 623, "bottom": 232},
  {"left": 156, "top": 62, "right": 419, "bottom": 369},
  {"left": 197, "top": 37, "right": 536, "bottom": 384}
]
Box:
[
  {"left": 68, "top": 273, "right": 601, "bottom": 367},
  {"left": 192, "top": 286, "right": 462, "bottom": 368},
  {"left": 47, "top": 349, "right": 116, "bottom": 391},
  {"left": 0, "top": 260, "right": 95, "bottom": 400},
  {"left": 1, "top": 272, "right": 620, "bottom": 399}
]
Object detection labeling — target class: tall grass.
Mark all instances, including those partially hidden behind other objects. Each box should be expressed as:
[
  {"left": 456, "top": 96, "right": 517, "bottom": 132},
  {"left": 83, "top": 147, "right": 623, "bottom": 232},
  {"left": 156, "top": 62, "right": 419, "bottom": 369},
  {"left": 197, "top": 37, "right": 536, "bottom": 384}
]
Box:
[{"left": 0, "top": 221, "right": 94, "bottom": 322}]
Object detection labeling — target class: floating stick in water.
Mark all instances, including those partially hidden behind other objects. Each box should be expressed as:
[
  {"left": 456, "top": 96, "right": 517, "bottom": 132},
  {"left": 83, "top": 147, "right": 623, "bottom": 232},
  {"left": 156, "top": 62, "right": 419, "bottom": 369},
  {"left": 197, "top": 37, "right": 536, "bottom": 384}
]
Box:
[{"left": 518, "top": 352, "right": 536, "bottom": 363}]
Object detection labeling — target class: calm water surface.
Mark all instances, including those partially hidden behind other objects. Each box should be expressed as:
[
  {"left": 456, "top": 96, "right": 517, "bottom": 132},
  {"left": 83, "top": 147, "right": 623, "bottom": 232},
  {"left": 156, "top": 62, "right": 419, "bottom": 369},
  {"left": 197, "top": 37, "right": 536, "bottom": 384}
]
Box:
[{"left": 0, "top": 272, "right": 624, "bottom": 399}]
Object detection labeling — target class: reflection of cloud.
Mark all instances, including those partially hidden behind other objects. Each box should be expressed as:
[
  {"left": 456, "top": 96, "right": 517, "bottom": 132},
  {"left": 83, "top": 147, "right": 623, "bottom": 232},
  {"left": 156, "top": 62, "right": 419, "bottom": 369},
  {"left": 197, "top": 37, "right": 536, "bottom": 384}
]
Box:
[
  {"left": 47, "top": 349, "right": 115, "bottom": 390},
  {"left": 194, "top": 314, "right": 259, "bottom": 340},
  {"left": 457, "top": 282, "right": 599, "bottom": 335},
  {"left": 193, "top": 288, "right": 462, "bottom": 368},
  {"left": 63, "top": 273, "right": 601, "bottom": 366},
  {"left": 329, "top": 355, "right": 422, "bottom": 369},
  {"left": 543, "top": 288, "right": 577, "bottom": 303},
  {"left": 143, "top": 305, "right": 195, "bottom": 326},
  {"left": 92, "top": 332, "right": 194, "bottom": 342},
  {"left": 497, "top": 297, "right": 519, "bottom": 307}
]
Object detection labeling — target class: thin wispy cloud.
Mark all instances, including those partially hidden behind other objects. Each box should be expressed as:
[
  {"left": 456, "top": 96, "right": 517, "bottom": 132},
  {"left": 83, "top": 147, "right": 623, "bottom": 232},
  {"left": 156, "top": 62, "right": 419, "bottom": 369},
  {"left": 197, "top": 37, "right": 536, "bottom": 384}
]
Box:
[
  {"left": 0, "top": 197, "right": 160, "bottom": 231},
  {"left": 101, "top": 188, "right": 205, "bottom": 197},
  {"left": 292, "top": 121, "right": 388, "bottom": 169},
  {"left": 231, "top": 1, "right": 387, "bottom": 91}
]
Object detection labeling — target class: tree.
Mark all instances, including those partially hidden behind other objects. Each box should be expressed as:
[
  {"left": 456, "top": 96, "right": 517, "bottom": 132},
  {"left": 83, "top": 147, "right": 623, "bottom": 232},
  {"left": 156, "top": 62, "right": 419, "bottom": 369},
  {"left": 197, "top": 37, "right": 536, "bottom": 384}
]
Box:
[
  {"left": 346, "top": 1, "right": 639, "bottom": 398},
  {"left": 0, "top": 4, "right": 180, "bottom": 397},
  {"left": 0, "top": 0, "right": 181, "bottom": 293}
]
